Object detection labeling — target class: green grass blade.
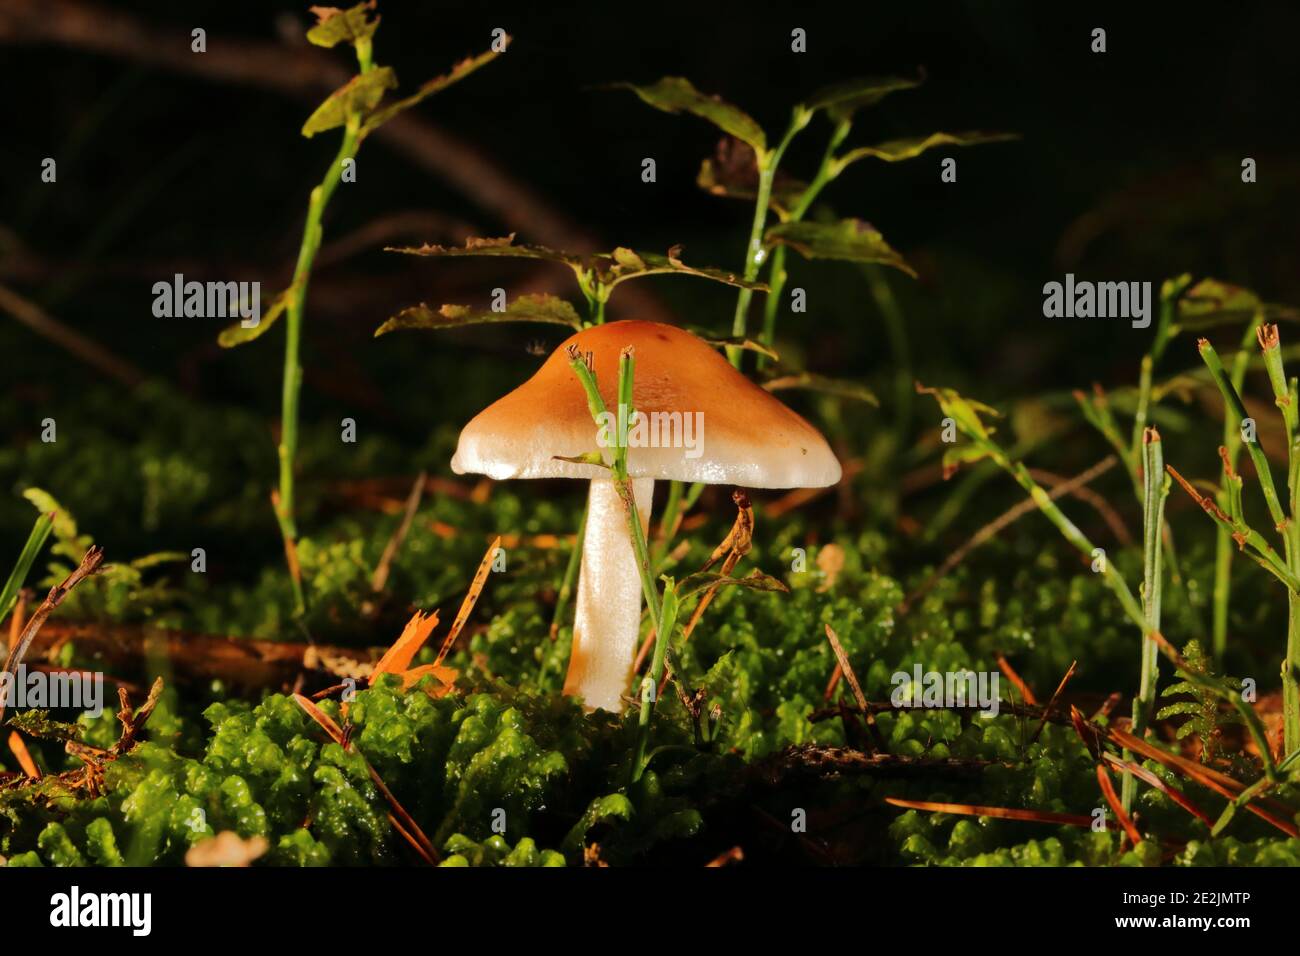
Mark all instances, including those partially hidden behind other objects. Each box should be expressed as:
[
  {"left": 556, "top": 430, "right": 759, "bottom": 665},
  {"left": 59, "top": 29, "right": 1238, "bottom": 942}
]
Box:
[{"left": 0, "top": 511, "right": 54, "bottom": 623}]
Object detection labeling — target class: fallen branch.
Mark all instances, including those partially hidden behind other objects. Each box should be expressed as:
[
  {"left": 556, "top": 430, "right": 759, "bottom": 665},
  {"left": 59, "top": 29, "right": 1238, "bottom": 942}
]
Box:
[
  {"left": 17, "top": 619, "right": 387, "bottom": 691},
  {"left": 749, "top": 745, "right": 1000, "bottom": 788}
]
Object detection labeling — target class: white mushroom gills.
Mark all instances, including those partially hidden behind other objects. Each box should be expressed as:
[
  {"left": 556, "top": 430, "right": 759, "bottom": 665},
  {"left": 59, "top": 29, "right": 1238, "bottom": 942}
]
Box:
[{"left": 562, "top": 477, "right": 654, "bottom": 712}]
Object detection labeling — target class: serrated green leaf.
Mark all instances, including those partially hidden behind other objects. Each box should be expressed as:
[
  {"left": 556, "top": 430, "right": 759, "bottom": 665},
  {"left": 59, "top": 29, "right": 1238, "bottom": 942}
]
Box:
[
  {"left": 1173, "top": 278, "right": 1261, "bottom": 332},
  {"left": 804, "top": 76, "right": 921, "bottom": 122},
  {"left": 361, "top": 45, "right": 505, "bottom": 138},
  {"left": 761, "top": 370, "right": 878, "bottom": 406},
  {"left": 696, "top": 154, "right": 807, "bottom": 222},
  {"left": 302, "top": 67, "right": 397, "bottom": 138},
  {"left": 765, "top": 219, "right": 915, "bottom": 277},
  {"left": 832, "top": 131, "right": 1017, "bottom": 175},
  {"left": 389, "top": 237, "right": 765, "bottom": 296},
  {"left": 915, "top": 384, "right": 1002, "bottom": 441},
  {"left": 689, "top": 331, "right": 779, "bottom": 361},
  {"left": 596, "top": 246, "right": 766, "bottom": 292},
  {"left": 616, "top": 77, "right": 766, "bottom": 154},
  {"left": 390, "top": 235, "right": 585, "bottom": 270},
  {"left": 675, "top": 570, "right": 789, "bottom": 602},
  {"left": 306, "top": 2, "right": 379, "bottom": 48},
  {"left": 217, "top": 285, "right": 292, "bottom": 348},
  {"left": 375, "top": 293, "right": 583, "bottom": 337}
]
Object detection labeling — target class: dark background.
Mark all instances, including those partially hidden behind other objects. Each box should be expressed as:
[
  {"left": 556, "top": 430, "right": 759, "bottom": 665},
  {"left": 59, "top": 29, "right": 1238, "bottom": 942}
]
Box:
[{"left": 1, "top": 0, "right": 1298, "bottom": 553}]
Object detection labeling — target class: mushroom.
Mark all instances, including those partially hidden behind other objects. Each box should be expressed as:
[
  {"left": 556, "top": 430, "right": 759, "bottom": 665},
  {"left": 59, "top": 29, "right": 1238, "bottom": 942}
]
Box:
[{"left": 451, "top": 320, "right": 841, "bottom": 711}]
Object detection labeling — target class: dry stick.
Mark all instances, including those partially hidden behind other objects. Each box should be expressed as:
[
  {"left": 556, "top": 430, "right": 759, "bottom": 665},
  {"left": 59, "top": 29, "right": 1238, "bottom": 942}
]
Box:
[
  {"left": 633, "top": 490, "right": 752, "bottom": 674},
  {"left": 808, "top": 697, "right": 1070, "bottom": 726},
  {"left": 1026, "top": 467, "right": 1132, "bottom": 545},
  {"left": 1095, "top": 763, "right": 1143, "bottom": 846},
  {"left": 704, "top": 846, "right": 744, "bottom": 867},
  {"left": 112, "top": 678, "right": 164, "bottom": 756},
  {"left": 7, "top": 732, "right": 39, "bottom": 779},
  {"left": 433, "top": 535, "right": 501, "bottom": 667},
  {"left": 764, "top": 459, "right": 863, "bottom": 519},
  {"left": 1105, "top": 724, "right": 1298, "bottom": 837},
  {"left": 1165, "top": 464, "right": 1296, "bottom": 588},
  {"left": 899, "top": 456, "right": 1120, "bottom": 614},
  {"left": 1029, "top": 660, "right": 1078, "bottom": 745},
  {"left": 681, "top": 490, "right": 753, "bottom": 641},
  {"left": 7, "top": 589, "right": 28, "bottom": 646},
  {"left": 823, "top": 664, "right": 843, "bottom": 702},
  {"left": 369, "top": 470, "right": 426, "bottom": 593},
  {"left": 0, "top": 282, "right": 143, "bottom": 387},
  {"left": 293, "top": 693, "right": 439, "bottom": 864},
  {"left": 823, "top": 623, "right": 886, "bottom": 753},
  {"left": 0, "top": 546, "right": 104, "bottom": 726},
  {"left": 884, "top": 797, "right": 1107, "bottom": 829},
  {"left": 25, "top": 620, "right": 386, "bottom": 690},
  {"left": 1102, "top": 753, "right": 1215, "bottom": 828},
  {"left": 995, "top": 653, "right": 1038, "bottom": 706}
]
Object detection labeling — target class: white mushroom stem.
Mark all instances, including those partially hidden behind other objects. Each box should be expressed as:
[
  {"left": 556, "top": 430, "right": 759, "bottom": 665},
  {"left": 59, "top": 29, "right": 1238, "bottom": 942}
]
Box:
[{"left": 562, "top": 477, "right": 654, "bottom": 712}]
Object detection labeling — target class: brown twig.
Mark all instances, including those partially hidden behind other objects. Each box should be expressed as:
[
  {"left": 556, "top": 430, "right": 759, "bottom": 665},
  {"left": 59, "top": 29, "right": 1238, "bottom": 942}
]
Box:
[
  {"left": 293, "top": 693, "right": 439, "bottom": 863},
  {"left": 750, "top": 746, "right": 999, "bottom": 787},
  {"left": 764, "top": 459, "right": 864, "bottom": 519},
  {"left": 885, "top": 797, "right": 1108, "bottom": 829},
  {"left": 23, "top": 619, "right": 386, "bottom": 690},
  {"left": 7, "top": 731, "right": 40, "bottom": 779},
  {"left": 634, "top": 490, "right": 752, "bottom": 674},
  {"left": 822, "top": 623, "right": 886, "bottom": 752},
  {"left": 900, "top": 456, "right": 1120, "bottom": 613},
  {"left": 1029, "top": 660, "right": 1078, "bottom": 745},
  {"left": 433, "top": 535, "right": 501, "bottom": 667},
  {"left": 1095, "top": 763, "right": 1142, "bottom": 845},
  {"left": 681, "top": 490, "right": 753, "bottom": 639},
  {"left": 995, "top": 652, "right": 1038, "bottom": 706},
  {"left": 704, "top": 846, "right": 744, "bottom": 867},
  {"left": 0, "top": 546, "right": 105, "bottom": 726},
  {"left": 111, "top": 677, "right": 164, "bottom": 755},
  {"left": 6, "top": 588, "right": 28, "bottom": 646},
  {"left": 1102, "top": 753, "right": 1215, "bottom": 827},
  {"left": 370, "top": 470, "right": 426, "bottom": 593}
]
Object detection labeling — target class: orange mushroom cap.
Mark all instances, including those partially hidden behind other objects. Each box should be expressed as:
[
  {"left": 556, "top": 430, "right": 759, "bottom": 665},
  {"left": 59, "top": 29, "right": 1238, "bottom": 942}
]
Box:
[{"left": 451, "top": 320, "right": 842, "bottom": 489}]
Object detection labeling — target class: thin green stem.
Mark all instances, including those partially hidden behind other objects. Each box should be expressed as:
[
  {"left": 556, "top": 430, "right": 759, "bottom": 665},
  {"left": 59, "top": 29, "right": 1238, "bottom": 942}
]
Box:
[
  {"left": 564, "top": 349, "right": 661, "bottom": 637},
  {"left": 652, "top": 479, "right": 684, "bottom": 570},
  {"left": 548, "top": 505, "right": 587, "bottom": 640},
  {"left": 1214, "top": 314, "right": 1264, "bottom": 660},
  {"left": 758, "top": 118, "right": 850, "bottom": 370},
  {"left": 631, "top": 579, "right": 678, "bottom": 783},
  {"left": 1124, "top": 428, "right": 1166, "bottom": 813},
  {"left": 727, "top": 109, "right": 809, "bottom": 369},
  {"left": 275, "top": 43, "right": 375, "bottom": 616},
  {"left": 1199, "top": 338, "right": 1287, "bottom": 530}
]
